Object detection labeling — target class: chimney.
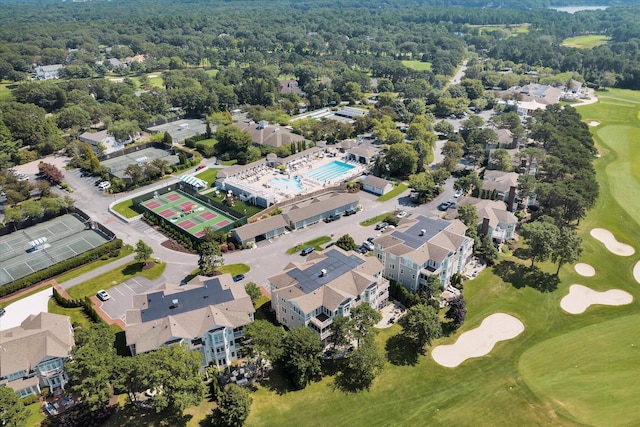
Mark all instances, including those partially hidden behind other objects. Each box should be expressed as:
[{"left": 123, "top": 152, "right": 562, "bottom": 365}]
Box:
[
  {"left": 319, "top": 268, "right": 327, "bottom": 277},
  {"left": 481, "top": 217, "right": 491, "bottom": 236},
  {"left": 507, "top": 185, "right": 517, "bottom": 211}
]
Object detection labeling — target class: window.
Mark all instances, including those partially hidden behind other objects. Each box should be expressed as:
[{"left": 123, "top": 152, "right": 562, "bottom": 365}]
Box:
[{"left": 400, "top": 269, "right": 404, "bottom": 274}]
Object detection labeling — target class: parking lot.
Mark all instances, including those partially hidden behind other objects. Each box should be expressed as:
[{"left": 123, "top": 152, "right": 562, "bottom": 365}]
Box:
[{"left": 97, "top": 275, "right": 165, "bottom": 323}]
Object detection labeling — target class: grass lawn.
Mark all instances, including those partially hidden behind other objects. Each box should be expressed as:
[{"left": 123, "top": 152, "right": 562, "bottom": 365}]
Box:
[
  {"left": 217, "top": 263, "right": 250, "bottom": 276},
  {"left": 203, "top": 192, "right": 263, "bottom": 217},
  {"left": 0, "top": 82, "right": 16, "bottom": 101},
  {"left": 359, "top": 212, "right": 394, "bottom": 227},
  {"left": 401, "top": 60, "right": 432, "bottom": 71},
  {"left": 25, "top": 401, "right": 46, "bottom": 427},
  {"left": 194, "top": 168, "right": 219, "bottom": 186},
  {"left": 243, "top": 89, "right": 640, "bottom": 426},
  {"left": 66, "top": 261, "right": 166, "bottom": 299},
  {"left": 55, "top": 246, "right": 134, "bottom": 283},
  {"left": 377, "top": 183, "right": 408, "bottom": 202},
  {"left": 286, "top": 236, "right": 331, "bottom": 254},
  {"left": 112, "top": 199, "right": 145, "bottom": 218},
  {"left": 562, "top": 34, "right": 610, "bottom": 49},
  {"left": 48, "top": 298, "right": 91, "bottom": 329},
  {"left": 219, "top": 159, "right": 237, "bottom": 166}
]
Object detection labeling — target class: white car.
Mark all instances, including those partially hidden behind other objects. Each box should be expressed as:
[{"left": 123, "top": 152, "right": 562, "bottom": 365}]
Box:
[
  {"left": 96, "top": 290, "right": 111, "bottom": 301},
  {"left": 98, "top": 181, "right": 111, "bottom": 191},
  {"left": 396, "top": 211, "right": 407, "bottom": 218},
  {"left": 454, "top": 189, "right": 463, "bottom": 198}
]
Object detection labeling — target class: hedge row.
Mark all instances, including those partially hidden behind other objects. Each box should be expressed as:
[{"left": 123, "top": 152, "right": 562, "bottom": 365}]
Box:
[
  {"left": 52, "top": 288, "right": 105, "bottom": 324},
  {"left": 0, "top": 239, "right": 123, "bottom": 298},
  {"left": 183, "top": 133, "right": 209, "bottom": 148},
  {"left": 389, "top": 280, "right": 422, "bottom": 308}
]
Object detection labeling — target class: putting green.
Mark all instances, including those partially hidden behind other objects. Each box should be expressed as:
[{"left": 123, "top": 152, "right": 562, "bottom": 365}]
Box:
[{"left": 519, "top": 313, "right": 640, "bottom": 427}]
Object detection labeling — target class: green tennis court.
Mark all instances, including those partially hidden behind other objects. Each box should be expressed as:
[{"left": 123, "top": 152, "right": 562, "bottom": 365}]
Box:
[{"left": 140, "top": 190, "right": 238, "bottom": 238}]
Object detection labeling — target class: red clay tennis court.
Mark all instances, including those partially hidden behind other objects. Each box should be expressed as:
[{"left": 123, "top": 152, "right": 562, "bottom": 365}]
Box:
[
  {"left": 166, "top": 193, "right": 182, "bottom": 202},
  {"left": 200, "top": 211, "right": 218, "bottom": 220},
  {"left": 145, "top": 200, "right": 162, "bottom": 210},
  {"left": 180, "top": 201, "right": 196, "bottom": 211},
  {"left": 216, "top": 219, "right": 232, "bottom": 227},
  {"left": 159, "top": 208, "right": 175, "bottom": 218},
  {"left": 178, "top": 219, "right": 197, "bottom": 230}
]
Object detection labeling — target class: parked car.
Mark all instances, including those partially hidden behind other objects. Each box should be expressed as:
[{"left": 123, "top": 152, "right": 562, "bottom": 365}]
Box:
[
  {"left": 362, "top": 241, "right": 374, "bottom": 251},
  {"left": 438, "top": 202, "right": 454, "bottom": 211},
  {"left": 0, "top": 307, "right": 5, "bottom": 317},
  {"left": 454, "top": 189, "right": 463, "bottom": 198},
  {"left": 301, "top": 246, "right": 315, "bottom": 256},
  {"left": 358, "top": 245, "right": 369, "bottom": 254},
  {"left": 323, "top": 214, "right": 341, "bottom": 223},
  {"left": 375, "top": 221, "right": 388, "bottom": 230},
  {"left": 195, "top": 164, "right": 206, "bottom": 171},
  {"left": 344, "top": 208, "right": 357, "bottom": 216},
  {"left": 98, "top": 181, "right": 111, "bottom": 191},
  {"left": 396, "top": 211, "right": 407, "bottom": 218},
  {"left": 367, "top": 237, "right": 375, "bottom": 243},
  {"left": 94, "top": 179, "right": 105, "bottom": 186},
  {"left": 233, "top": 274, "right": 245, "bottom": 282},
  {"left": 96, "top": 290, "right": 111, "bottom": 301}
]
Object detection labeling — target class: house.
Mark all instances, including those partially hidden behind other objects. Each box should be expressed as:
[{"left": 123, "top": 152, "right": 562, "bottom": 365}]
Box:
[
  {"left": 233, "top": 121, "right": 306, "bottom": 148},
  {"left": 34, "top": 64, "right": 63, "bottom": 80},
  {"left": 450, "top": 197, "right": 518, "bottom": 243},
  {"left": 279, "top": 79, "right": 303, "bottom": 96},
  {"left": 282, "top": 193, "right": 359, "bottom": 230},
  {"left": 346, "top": 146, "right": 379, "bottom": 164},
  {"left": 482, "top": 170, "right": 519, "bottom": 209},
  {"left": 268, "top": 247, "right": 389, "bottom": 345},
  {"left": 495, "top": 128, "right": 517, "bottom": 149},
  {"left": 361, "top": 175, "right": 393, "bottom": 196},
  {"left": 0, "top": 313, "right": 74, "bottom": 398},
  {"left": 125, "top": 275, "right": 255, "bottom": 369},
  {"left": 334, "top": 107, "right": 368, "bottom": 120},
  {"left": 124, "top": 55, "right": 145, "bottom": 64},
  {"left": 373, "top": 215, "right": 474, "bottom": 291},
  {"left": 232, "top": 214, "right": 289, "bottom": 246},
  {"left": 79, "top": 130, "right": 119, "bottom": 154}
]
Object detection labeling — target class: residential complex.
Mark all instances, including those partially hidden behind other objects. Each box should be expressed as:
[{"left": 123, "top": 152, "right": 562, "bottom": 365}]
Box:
[
  {"left": 268, "top": 247, "right": 389, "bottom": 345},
  {"left": 0, "top": 313, "right": 75, "bottom": 397},
  {"left": 373, "top": 215, "right": 474, "bottom": 291},
  {"left": 125, "top": 275, "right": 255, "bottom": 369}
]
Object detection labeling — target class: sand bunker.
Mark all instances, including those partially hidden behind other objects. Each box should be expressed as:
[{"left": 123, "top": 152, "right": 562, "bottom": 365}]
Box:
[
  {"left": 590, "top": 228, "right": 635, "bottom": 256},
  {"left": 588, "top": 121, "right": 600, "bottom": 126},
  {"left": 560, "top": 284, "right": 632, "bottom": 314},
  {"left": 634, "top": 261, "right": 640, "bottom": 284},
  {"left": 574, "top": 263, "right": 596, "bottom": 277},
  {"left": 431, "top": 313, "right": 524, "bottom": 368}
]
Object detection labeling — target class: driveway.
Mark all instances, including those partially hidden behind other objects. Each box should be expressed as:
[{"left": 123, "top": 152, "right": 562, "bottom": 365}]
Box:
[{"left": 0, "top": 287, "right": 52, "bottom": 330}]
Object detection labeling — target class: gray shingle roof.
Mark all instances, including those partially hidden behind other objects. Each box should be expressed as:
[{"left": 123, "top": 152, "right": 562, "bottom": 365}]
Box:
[{"left": 283, "top": 193, "right": 359, "bottom": 224}]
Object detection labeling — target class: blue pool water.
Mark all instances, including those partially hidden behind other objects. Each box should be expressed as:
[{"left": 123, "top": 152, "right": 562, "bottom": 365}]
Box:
[
  {"left": 304, "top": 161, "right": 355, "bottom": 182},
  {"left": 270, "top": 176, "right": 304, "bottom": 193}
]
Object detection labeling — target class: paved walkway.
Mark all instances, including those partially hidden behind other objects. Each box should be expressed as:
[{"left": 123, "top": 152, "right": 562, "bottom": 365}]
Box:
[{"left": 59, "top": 253, "right": 136, "bottom": 290}]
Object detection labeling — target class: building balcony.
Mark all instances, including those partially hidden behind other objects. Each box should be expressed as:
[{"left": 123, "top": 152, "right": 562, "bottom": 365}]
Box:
[
  {"left": 492, "top": 227, "right": 510, "bottom": 242},
  {"left": 310, "top": 312, "right": 333, "bottom": 329},
  {"left": 39, "top": 368, "right": 64, "bottom": 378}
]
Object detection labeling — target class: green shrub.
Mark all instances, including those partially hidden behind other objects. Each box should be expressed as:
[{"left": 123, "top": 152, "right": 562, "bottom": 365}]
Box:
[{"left": 21, "top": 395, "right": 39, "bottom": 406}]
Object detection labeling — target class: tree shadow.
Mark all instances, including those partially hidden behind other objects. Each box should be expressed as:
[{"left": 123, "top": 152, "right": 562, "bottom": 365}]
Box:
[
  {"left": 493, "top": 260, "right": 560, "bottom": 293},
  {"left": 255, "top": 366, "right": 293, "bottom": 396},
  {"left": 441, "top": 320, "right": 461, "bottom": 338},
  {"left": 199, "top": 413, "right": 215, "bottom": 427},
  {"left": 122, "top": 263, "right": 143, "bottom": 276},
  {"left": 385, "top": 333, "right": 422, "bottom": 366},
  {"left": 512, "top": 247, "right": 530, "bottom": 261}
]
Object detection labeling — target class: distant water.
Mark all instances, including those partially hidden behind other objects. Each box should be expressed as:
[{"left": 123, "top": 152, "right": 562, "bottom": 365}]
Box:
[{"left": 550, "top": 6, "right": 608, "bottom": 14}]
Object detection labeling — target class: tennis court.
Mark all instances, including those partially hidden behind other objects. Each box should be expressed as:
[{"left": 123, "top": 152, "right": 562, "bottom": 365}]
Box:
[
  {"left": 101, "top": 147, "right": 180, "bottom": 179},
  {"left": 140, "top": 190, "right": 238, "bottom": 238},
  {"left": 0, "top": 215, "right": 112, "bottom": 286}
]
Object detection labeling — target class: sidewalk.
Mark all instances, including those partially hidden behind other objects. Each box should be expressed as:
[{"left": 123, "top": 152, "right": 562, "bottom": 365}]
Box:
[{"left": 60, "top": 253, "right": 137, "bottom": 290}]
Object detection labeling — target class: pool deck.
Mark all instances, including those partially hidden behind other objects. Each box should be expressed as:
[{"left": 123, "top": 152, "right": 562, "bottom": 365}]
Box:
[{"left": 230, "top": 155, "right": 366, "bottom": 203}]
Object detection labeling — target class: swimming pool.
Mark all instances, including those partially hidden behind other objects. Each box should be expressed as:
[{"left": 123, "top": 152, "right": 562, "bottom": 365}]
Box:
[
  {"left": 270, "top": 176, "right": 304, "bottom": 193},
  {"left": 304, "top": 160, "right": 355, "bottom": 182}
]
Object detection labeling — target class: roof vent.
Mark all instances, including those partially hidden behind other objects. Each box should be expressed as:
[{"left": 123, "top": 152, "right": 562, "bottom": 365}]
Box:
[
  {"left": 170, "top": 298, "right": 179, "bottom": 309},
  {"left": 420, "top": 229, "right": 426, "bottom": 236},
  {"left": 320, "top": 268, "right": 328, "bottom": 277}
]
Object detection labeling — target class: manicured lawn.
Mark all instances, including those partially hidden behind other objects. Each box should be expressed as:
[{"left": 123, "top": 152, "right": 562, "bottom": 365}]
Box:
[
  {"left": 112, "top": 198, "right": 144, "bottom": 218},
  {"left": 66, "top": 261, "right": 166, "bottom": 299},
  {"left": 219, "top": 159, "right": 237, "bottom": 166},
  {"left": 244, "top": 89, "right": 640, "bottom": 426},
  {"left": 286, "top": 236, "right": 332, "bottom": 254},
  {"left": 562, "top": 34, "right": 610, "bottom": 49},
  {"left": 0, "top": 82, "right": 16, "bottom": 101},
  {"left": 217, "top": 263, "right": 250, "bottom": 276},
  {"left": 359, "top": 212, "right": 393, "bottom": 227},
  {"left": 377, "top": 183, "right": 408, "bottom": 201},
  {"left": 194, "top": 168, "right": 219, "bottom": 186},
  {"left": 401, "top": 60, "right": 432, "bottom": 71},
  {"left": 203, "top": 192, "right": 263, "bottom": 217},
  {"left": 25, "top": 401, "right": 46, "bottom": 427},
  {"left": 54, "top": 246, "right": 134, "bottom": 283},
  {"left": 48, "top": 298, "right": 91, "bottom": 329}
]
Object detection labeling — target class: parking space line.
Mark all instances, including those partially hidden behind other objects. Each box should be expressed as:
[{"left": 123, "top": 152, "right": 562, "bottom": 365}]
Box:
[
  {"left": 114, "top": 287, "right": 125, "bottom": 296},
  {"left": 124, "top": 283, "right": 135, "bottom": 292}
]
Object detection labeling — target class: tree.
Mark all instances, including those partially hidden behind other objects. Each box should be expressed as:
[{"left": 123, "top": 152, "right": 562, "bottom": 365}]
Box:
[
  {"left": 489, "top": 148, "right": 513, "bottom": 172},
  {"left": 328, "top": 315, "right": 354, "bottom": 353},
  {"left": 385, "top": 143, "right": 418, "bottom": 177},
  {"left": 0, "top": 386, "right": 28, "bottom": 427},
  {"left": 145, "top": 344, "right": 205, "bottom": 414},
  {"left": 134, "top": 239, "right": 153, "bottom": 267},
  {"left": 244, "top": 282, "right": 262, "bottom": 307},
  {"left": 350, "top": 303, "right": 381, "bottom": 345},
  {"left": 476, "top": 233, "right": 499, "bottom": 265},
  {"left": 198, "top": 241, "right": 224, "bottom": 275},
  {"left": 408, "top": 172, "right": 439, "bottom": 204},
  {"left": 336, "top": 234, "right": 358, "bottom": 251},
  {"left": 213, "top": 384, "right": 252, "bottom": 427},
  {"left": 281, "top": 327, "right": 323, "bottom": 390},
  {"left": 552, "top": 227, "right": 583, "bottom": 275},
  {"left": 125, "top": 164, "right": 144, "bottom": 186},
  {"left": 66, "top": 324, "right": 117, "bottom": 411},
  {"left": 334, "top": 335, "right": 384, "bottom": 392},
  {"left": 457, "top": 204, "right": 478, "bottom": 237},
  {"left": 445, "top": 295, "right": 467, "bottom": 328},
  {"left": 38, "top": 162, "right": 64, "bottom": 184},
  {"left": 454, "top": 172, "right": 481, "bottom": 194},
  {"left": 398, "top": 304, "right": 442, "bottom": 350},
  {"left": 243, "top": 320, "right": 286, "bottom": 362},
  {"left": 108, "top": 120, "right": 139, "bottom": 142},
  {"left": 434, "top": 120, "right": 455, "bottom": 139},
  {"left": 520, "top": 221, "right": 559, "bottom": 268},
  {"left": 420, "top": 275, "right": 442, "bottom": 306}
]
